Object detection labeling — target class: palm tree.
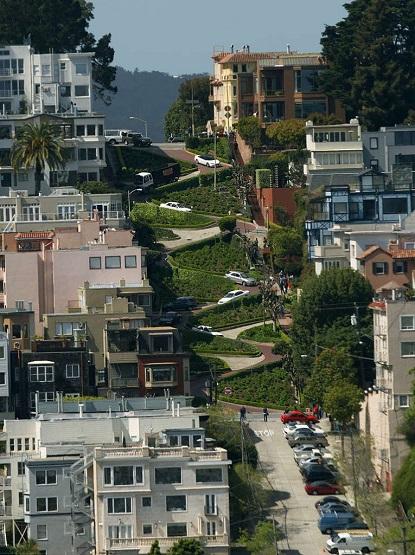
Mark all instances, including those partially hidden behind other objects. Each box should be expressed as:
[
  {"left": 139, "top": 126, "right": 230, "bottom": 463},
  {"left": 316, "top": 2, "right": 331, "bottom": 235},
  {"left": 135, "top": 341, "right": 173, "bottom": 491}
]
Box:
[{"left": 11, "top": 121, "right": 65, "bottom": 195}]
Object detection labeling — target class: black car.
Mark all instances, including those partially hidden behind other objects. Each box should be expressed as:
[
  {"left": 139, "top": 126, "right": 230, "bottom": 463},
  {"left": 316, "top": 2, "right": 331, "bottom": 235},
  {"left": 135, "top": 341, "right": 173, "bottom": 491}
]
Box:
[
  {"left": 303, "top": 467, "right": 337, "bottom": 483},
  {"left": 128, "top": 132, "right": 152, "bottom": 147},
  {"left": 315, "top": 496, "right": 353, "bottom": 510},
  {"left": 159, "top": 311, "right": 180, "bottom": 325},
  {"left": 165, "top": 296, "right": 197, "bottom": 311}
]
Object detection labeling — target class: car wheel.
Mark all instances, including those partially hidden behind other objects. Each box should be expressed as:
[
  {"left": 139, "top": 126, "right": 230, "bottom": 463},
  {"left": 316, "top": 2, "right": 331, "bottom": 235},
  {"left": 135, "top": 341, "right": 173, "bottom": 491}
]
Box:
[
  {"left": 361, "top": 549, "right": 370, "bottom": 554},
  {"left": 123, "top": 139, "right": 129, "bottom": 145},
  {"left": 334, "top": 489, "right": 339, "bottom": 494},
  {"left": 109, "top": 139, "right": 116, "bottom": 145},
  {"left": 331, "top": 549, "right": 339, "bottom": 554}
]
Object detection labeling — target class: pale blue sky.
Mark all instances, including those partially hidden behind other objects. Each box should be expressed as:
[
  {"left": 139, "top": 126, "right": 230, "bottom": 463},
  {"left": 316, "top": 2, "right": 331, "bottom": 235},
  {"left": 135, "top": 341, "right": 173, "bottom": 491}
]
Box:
[{"left": 90, "top": 0, "right": 347, "bottom": 75}]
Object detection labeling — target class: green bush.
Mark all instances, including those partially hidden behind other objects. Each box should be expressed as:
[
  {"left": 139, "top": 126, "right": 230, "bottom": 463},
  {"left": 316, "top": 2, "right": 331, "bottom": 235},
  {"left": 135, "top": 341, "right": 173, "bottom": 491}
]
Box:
[
  {"left": 272, "top": 337, "right": 291, "bottom": 355},
  {"left": 392, "top": 447, "right": 415, "bottom": 513},
  {"left": 237, "top": 116, "right": 262, "bottom": 148},
  {"left": 153, "top": 228, "right": 180, "bottom": 241},
  {"left": 238, "top": 324, "right": 290, "bottom": 344},
  {"left": 189, "top": 354, "right": 229, "bottom": 375},
  {"left": 130, "top": 202, "right": 214, "bottom": 228},
  {"left": 168, "top": 267, "right": 232, "bottom": 301},
  {"left": 194, "top": 295, "right": 264, "bottom": 329},
  {"left": 199, "top": 168, "right": 233, "bottom": 186},
  {"left": 219, "top": 216, "right": 237, "bottom": 233},
  {"left": 219, "top": 366, "right": 295, "bottom": 408},
  {"left": 255, "top": 169, "right": 272, "bottom": 189},
  {"left": 170, "top": 235, "right": 249, "bottom": 274},
  {"left": 183, "top": 330, "right": 261, "bottom": 356},
  {"left": 153, "top": 176, "right": 200, "bottom": 197},
  {"left": 120, "top": 147, "right": 195, "bottom": 174}
]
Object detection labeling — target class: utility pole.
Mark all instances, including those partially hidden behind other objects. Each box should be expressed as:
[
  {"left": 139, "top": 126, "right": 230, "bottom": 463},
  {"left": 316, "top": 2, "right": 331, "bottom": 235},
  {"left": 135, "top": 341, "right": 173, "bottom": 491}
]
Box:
[
  {"left": 186, "top": 84, "right": 199, "bottom": 138},
  {"left": 392, "top": 525, "right": 415, "bottom": 555},
  {"left": 350, "top": 429, "right": 358, "bottom": 510}
]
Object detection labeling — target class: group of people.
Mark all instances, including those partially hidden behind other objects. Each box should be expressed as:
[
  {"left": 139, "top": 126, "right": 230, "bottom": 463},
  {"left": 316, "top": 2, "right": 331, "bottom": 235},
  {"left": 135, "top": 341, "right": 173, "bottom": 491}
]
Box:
[
  {"left": 278, "top": 270, "right": 293, "bottom": 295},
  {"left": 239, "top": 406, "right": 270, "bottom": 422}
]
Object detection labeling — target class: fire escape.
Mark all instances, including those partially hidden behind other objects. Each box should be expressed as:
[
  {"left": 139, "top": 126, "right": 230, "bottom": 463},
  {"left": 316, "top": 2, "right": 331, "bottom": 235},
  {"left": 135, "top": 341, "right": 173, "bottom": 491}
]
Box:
[{"left": 70, "top": 450, "right": 95, "bottom": 555}]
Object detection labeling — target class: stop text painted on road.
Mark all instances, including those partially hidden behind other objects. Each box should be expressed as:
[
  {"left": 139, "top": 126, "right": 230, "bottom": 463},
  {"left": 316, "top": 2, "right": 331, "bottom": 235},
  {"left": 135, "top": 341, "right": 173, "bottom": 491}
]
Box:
[{"left": 253, "top": 429, "right": 274, "bottom": 438}]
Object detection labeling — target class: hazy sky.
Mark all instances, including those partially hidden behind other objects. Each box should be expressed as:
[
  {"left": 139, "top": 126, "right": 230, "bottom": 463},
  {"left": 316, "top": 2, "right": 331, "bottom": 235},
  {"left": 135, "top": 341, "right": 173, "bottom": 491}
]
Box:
[{"left": 90, "top": 0, "right": 347, "bottom": 75}]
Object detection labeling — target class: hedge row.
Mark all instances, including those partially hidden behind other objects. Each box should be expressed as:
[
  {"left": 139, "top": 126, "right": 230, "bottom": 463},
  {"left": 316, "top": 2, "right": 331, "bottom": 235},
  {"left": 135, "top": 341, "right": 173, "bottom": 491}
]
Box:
[
  {"left": 183, "top": 330, "right": 261, "bottom": 356},
  {"left": 130, "top": 202, "right": 215, "bottom": 229},
  {"left": 193, "top": 295, "right": 265, "bottom": 330}
]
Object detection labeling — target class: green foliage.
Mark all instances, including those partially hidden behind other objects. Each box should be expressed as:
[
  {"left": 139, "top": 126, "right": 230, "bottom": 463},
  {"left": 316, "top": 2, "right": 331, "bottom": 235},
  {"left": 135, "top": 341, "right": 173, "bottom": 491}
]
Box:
[
  {"left": 189, "top": 354, "right": 229, "bottom": 375},
  {"left": 219, "top": 365, "right": 295, "bottom": 408},
  {"left": 149, "top": 540, "right": 162, "bottom": 555},
  {"left": 194, "top": 295, "right": 264, "bottom": 329},
  {"left": 153, "top": 227, "right": 180, "bottom": 241},
  {"left": 183, "top": 330, "right": 260, "bottom": 356},
  {"left": 77, "top": 180, "right": 114, "bottom": 194},
  {"left": 186, "top": 137, "right": 231, "bottom": 162},
  {"left": 118, "top": 146, "right": 194, "bottom": 175},
  {"left": 268, "top": 226, "right": 304, "bottom": 274},
  {"left": 255, "top": 169, "right": 272, "bottom": 189},
  {"left": 0, "top": 0, "right": 116, "bottom": 103},
  {"left": 272, "top": 337, "right": 291, "bottom": 355},
  {"left": 265, "top": 119, "right": 306, "bottom": 149},
  {"left": 199, "top": 167, "right": 233, "bottom": 186},
  {"left": 400, "top": 403, "right": 415, "bottom": 446},
  {"left": 170, "top": 235, "right": 249, "bottom": 274},
  {"left": 237, "top": 116, "right": 262, "bottom": 148},
  {"left": 238, "top": 324, "right": 289, "bottom": 344},
  {"left": 219, "top": 215, "right": 237, "bottom": 233},
  {"left": 130, "top": 203, "right": 214, "bottom": 228},
  {"left": 240, "top": 521, "right": 283, "bottom": 555},
  {"left": 167, "top": 538, "right": 203, "bottom": 555},
  {"left": 375, "top": 523, "right": 415, "bottom": 555},
  {"left": 320, "top": 0, "right": 415, "bottom": 129},
  {"left": 13, "top": 541, "right": 40, "bottom": 555},
  {"left": 158, "top": 181, "right": 243, "bottom": 216},
  {"left": 166, "top": 267, "right": 232, "bottom": 302},
  {"left": 392, "top": 447, "right": 415, "bottom": 514},
  {"left": 323, "top": 379, "right": 364, "bottom": 427}
]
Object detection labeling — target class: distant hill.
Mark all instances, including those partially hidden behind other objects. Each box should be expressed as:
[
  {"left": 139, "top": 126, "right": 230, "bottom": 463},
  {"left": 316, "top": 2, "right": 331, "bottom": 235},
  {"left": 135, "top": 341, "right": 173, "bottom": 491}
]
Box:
[{"left": 94, "top": 66, "right": 205, "bottom": 142}]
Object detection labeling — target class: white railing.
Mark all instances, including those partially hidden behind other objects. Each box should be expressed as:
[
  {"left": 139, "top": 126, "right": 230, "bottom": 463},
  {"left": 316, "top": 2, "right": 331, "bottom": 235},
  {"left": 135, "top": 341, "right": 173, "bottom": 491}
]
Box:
[
  {"left": 96, "top": 446, "right": 228, "bottom": 461},
  {"left": 108, "top": 534, "right": 227, "bottom": 549}
]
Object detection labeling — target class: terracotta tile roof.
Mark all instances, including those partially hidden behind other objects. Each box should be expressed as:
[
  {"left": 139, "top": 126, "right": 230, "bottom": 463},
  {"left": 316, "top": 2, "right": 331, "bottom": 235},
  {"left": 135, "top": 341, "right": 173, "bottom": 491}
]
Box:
[
  {"left": 369, "top": 301, "right": 386, "bottom": 310},
  {"left": 15, "top": 232, "right": 54, "bottom": 239},
  {"left": 390, "top": 248, "right": 415, "bottom": 259},
  {"left": 356, "top": 245, "right": 388, "bottom": 260},
  {"left": 376, "top": 280, "right": 408, "bottom": 292}
]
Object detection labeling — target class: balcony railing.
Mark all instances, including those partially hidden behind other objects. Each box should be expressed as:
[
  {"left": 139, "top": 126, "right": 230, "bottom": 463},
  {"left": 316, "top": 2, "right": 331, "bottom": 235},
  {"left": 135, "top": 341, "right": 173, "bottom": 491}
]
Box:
[
  {"left": 107, "top": 534, "right": 227, "bottom": 550},
  {"left": 110, "top": 377, "right": 139, "bottom": 388},
  {"left": 95, "top": 446, "right": 228, "bottom": 461}
]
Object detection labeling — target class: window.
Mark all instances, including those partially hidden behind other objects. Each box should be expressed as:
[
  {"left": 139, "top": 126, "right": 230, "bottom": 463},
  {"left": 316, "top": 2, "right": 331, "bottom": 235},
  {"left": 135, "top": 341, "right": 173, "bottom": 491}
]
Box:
[
  {"left": 36, "top": 469, "right": 57, "bottom": 485},
  {"left": 395, "top": 131, "right": 415, "bottom": 146},
  {"left": 37, "top": 525, "right": 47, "bottom": 540},
  {"left": 207, "top": 522, "right": 217, "bottom": 536},
  {"left": 196, "top": 468, "right": 223, "bottom": 483},
  {"left": 124, "top": 255, "right": 137, "bottom": 268},
  {"left": 166, "top": 495, "right": 186, "bottom": 512},
  {"left": 181, "top": 435, "right": 190, "bottom": 446},
  {"left": 232, "top": 64, "right": 238, "bottom": 73},
  {"left": 0, "top": 372, "right": 5, "bottom": 386},
  {"left": 104, "top": 466, "right": 143, "bottom": 486},
  {"left": 369, "top": 137, "right": 379, "bottom": 149},
  {"left": 60, "top": 84, "right": 71, "bottom": 97},
  {"left": 155, "top": 467, "right": 181, "bottom": 484},
  {"left": 66, "top": 364, "right": 80, "bottom": 379},
  {"left": 146, "top": 366, "right": 176, "bottom": 384},
  {"left": 57, "top": 204, "right": 76, "bottom": 220},
  {"left": 29, "top": 365, "right": 54, "bottom": 383},
  {"left": 87, "top": 148, "right": 96, "bottom": 160},
  {"left": 143, "top": 524, "right": 153, "bottom": 535},
  {"left": 24, "top": 497, "right": 29, "bottom": 512},
  {"left": 107, "top": 497, "right": 132, "bottom": 514},
  {"left": 167, "top": 523, "right": 187, "bottom": 537},
  {"left": 333, "top": 202, "right": 348, "bottom": 214},
  {"left": 205, "top": 494, "right": 217, "bottom": 515},
  {"left": 152, "top": 335, "right": 170, "bottom": 352},
  {"left": 405, "top": 242, "right": 415, "bottom": 250},
  {"left": 76, "top": 125, "right": 85, "bottom": 137},
  {"left": 75, "top": 85, "right": 89, "bottom": 97},
  {"left": 295, "top": 68, "right": 321, "bottom": 92},
  {"left": 295, "top": 100, "right": 327, "bottom": 119},
  {"left": 41, "top": 64, "right": 51, "bottom": 76},
  {"left": 78, "top": 148, "right": 87, "bottom": 161},
  {"left": 76, "top": 525, "right": 85, "bottom": 536},
  {"left": 75, "top": 63, "right": 88, "bottom": 75},
  {"left": 241, "top": 64, "right": 247, "bottom": 72},
  {"left": 36, "top": 497, "right": 57, "bottom": 512},
  {"left": 55, "top": 322, "right": 81, "bottom": 336},
  {"left": 60, "top": 62, "right": 66, "bottom": 71},
  {"left": 17, "top": 438, "right": 22, "bottom": 451},
  {"left": 401, "top": 315, "right": 415, "bottom": 330},
  {"left": 394, "top": 260, "right": 407, "bottom": 274},
  {"left": 18, "top": 462, "right": 25, "bottom": 476},
  {"left": 401, "top": 342, "right": 415, "bottom": 357},
  {"left": 142, "top": 496, "right": 152, "bottom": 507},
  {"left": 105, "top": 256, "right": 121, "bottom": 269},
  {"left": 398, "top": 395, "right": 410, "bottom": 408},
  {"left": 383, "top": 198, "right": 408, "bottom": 215},
  {"left": 87, "top": 124, "right": 95, "bottom": 136},
  {"left": 30, "top": 392, "right": 54, "bottom": 409},
  {"left": 108, "top": 525, "right": 133, "bottom": 539},
  {"left": 89, "top": 256, "right": 101, "bottom": 269},
  {"left": 372, "top": 262, "right": 388, "bottom": 275}
]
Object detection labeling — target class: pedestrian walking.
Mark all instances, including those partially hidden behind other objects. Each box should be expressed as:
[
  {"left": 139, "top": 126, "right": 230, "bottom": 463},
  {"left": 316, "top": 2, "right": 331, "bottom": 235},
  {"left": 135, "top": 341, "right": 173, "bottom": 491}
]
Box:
[
  {"left": 240, "top": 406, "right": 247, "bottom": 422},
  {"left": 263, "top": 407, "right": 269, "bottom": 422}
]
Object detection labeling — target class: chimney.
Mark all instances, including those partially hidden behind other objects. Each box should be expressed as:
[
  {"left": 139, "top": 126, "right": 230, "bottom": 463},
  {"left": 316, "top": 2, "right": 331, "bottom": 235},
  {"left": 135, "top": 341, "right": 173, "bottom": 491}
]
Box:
[{"left": 171, "top": 400, "right": 175, "bottom": 417}]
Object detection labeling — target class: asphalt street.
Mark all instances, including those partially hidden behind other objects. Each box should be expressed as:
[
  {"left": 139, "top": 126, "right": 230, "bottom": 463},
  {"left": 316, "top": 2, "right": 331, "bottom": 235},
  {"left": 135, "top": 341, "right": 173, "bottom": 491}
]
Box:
[{"left": 248, "top": 415, "right": 341, "bottom": 554}]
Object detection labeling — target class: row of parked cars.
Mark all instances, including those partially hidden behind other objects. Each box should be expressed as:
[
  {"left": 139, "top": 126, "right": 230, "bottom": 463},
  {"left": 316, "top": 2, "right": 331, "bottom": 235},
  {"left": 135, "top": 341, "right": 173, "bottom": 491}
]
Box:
[{"left": 280, "top": 411, "right": 374, "bottom": 553}]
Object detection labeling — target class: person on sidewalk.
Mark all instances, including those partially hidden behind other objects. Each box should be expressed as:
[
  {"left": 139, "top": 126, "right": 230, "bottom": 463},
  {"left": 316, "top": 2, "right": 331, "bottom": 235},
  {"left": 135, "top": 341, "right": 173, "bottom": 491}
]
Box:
[
  {"left": 263, "top": 407, "right": 269, "bottom": 422},
  {"left": 240, "top": 406, "right": 247, "bottom": 422}
]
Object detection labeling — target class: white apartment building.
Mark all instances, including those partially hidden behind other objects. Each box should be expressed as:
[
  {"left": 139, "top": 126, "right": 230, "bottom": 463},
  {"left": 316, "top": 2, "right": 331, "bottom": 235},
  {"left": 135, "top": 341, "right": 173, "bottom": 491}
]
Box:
[
  {"left": 0, "top": 45, "right": 106, "bottom": 194},
  {"left": 359, "top": 293, "right": 415, "bottom": 491}
]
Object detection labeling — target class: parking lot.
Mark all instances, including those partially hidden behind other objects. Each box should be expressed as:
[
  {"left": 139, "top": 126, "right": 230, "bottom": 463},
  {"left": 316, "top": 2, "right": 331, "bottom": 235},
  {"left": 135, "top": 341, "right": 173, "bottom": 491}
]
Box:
[{"left": 249, "top": 414, "right": 345, "bottom": 554}]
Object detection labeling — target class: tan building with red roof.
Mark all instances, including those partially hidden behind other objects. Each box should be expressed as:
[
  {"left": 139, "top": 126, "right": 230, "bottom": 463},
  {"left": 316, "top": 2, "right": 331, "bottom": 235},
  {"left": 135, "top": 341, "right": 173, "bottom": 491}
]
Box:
[{"left": 210, "top": 47, "right": 344, "bottom": 132}]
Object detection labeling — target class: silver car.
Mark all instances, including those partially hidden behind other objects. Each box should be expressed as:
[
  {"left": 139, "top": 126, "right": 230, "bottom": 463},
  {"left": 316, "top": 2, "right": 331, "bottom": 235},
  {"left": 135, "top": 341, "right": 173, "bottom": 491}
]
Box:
[{"left": 225, "top": 271, "right": 257, "bottom": 286}]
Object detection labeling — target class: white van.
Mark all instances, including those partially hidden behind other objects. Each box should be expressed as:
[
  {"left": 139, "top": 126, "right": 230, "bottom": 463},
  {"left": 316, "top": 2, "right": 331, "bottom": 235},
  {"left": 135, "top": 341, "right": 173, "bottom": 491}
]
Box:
[
  {"left": 104, "top": 129, "right": 131, "bottom": 145},
  {"left": 326, "top": 531, "right": 374, "bottom": 554},
  {"left": 135, "top": 172, "right": 154, "bottom": 189}
]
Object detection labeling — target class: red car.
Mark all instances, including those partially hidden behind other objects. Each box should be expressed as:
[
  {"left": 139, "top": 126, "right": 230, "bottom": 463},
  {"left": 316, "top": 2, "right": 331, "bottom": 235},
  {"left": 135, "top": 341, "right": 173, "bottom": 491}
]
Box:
[
  {"left": 305, "top": 481, "right": 344, "bottom": 495},
  {"left": 280, "top": 410, "right": 319, "bottom": 424}
]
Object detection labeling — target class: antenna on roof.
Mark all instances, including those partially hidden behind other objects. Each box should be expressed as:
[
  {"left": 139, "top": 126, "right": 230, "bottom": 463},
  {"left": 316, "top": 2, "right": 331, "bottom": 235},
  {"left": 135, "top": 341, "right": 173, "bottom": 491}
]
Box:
[{"left": 286, "top": 44, "right": 291, "bottom": 54}]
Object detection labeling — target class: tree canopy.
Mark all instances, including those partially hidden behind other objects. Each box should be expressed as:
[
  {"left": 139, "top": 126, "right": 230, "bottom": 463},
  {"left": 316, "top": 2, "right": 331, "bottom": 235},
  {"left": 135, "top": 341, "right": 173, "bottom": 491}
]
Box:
[
  {"left": 320, "top": 0, "right": 415, "bottom": 129},
  {"left": 0, "top": 0, "right": 116, "bottom": 103},
  {"left": 265, "top": 119, "right": 306, "bottom": 150},
  {"left": 237, "top": 116, "right": 262, "bottom": 149},
  {"left": 167, "top": 539, "right": 203, "bottom": 555},
  {"left": 324, "top": 379, "right": 364, "bottom": 428},
  {"left": 268, "top": 227, "right": 304, "bottom": 275}
]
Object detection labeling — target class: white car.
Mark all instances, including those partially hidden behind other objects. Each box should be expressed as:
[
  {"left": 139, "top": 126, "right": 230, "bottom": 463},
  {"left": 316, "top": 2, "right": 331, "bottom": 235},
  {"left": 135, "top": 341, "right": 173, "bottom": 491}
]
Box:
[
  {"left": 225, "top": 271, "right": 257, "bottom": 287},
  {"left": 192, "top": 325, "right": 223, "bottom": 336},
  {"left": 217, "top": 290, "right": 250, "bottom": 305},
  {"left": 160, "top": 202, "right": 191, "bottom": 212},
  {"left": 284, "top": 423, "right": 326, "bottom": 439},
  {"left": 194, "top": 154, "right": 221, "bottom": 168}
]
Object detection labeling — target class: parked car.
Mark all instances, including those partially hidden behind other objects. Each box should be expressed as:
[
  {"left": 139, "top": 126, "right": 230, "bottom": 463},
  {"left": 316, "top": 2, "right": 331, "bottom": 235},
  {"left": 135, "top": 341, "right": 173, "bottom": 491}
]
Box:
[
  {"left": 318, "top": 502, "right": 359, "bottom": 516},
  {"left": 217, "top": 290, "right": 250, "bottom": 305},
  {"left": 194, "top": 153, "right": 221, "bottom": 168},
  {"left": 105, "top": 129, "right": 131, "bottom": 145},
  {"left": 301, "top": 463, "right": 340, "bottom": 481},
  {"left": 318, "top": 512, "right": 368, "bottom": 534},
  {"left": 192, "top": 325, "right": 223, "bottom": 336},
  {"left": 326, "top": 531, "right": 374, "bottom": 554},
  {"left": 288, "top": 432, "right": 328, "bottom": 448},
  {"left": 134, "top": 171, "right": 154, "bottom": 190},
  {"left": 127, "top": 132, "right": 152, "bottom": 147},
  {"left": 165, "top": 297, "right": 197, "bottom": 311},
  {"left": 160, "top": 201, "right": 191, "bottom": 212},
  {"left": 159, "top": 311, "right": 180, "bottom": 325},
  {"left": 225, "top": 271, "right": 257, "bottom": 287},
  {"left": 284, "top": 424, "right": 326, "bottom": 439},
  {"left": 299, "top": 456, "right": 330, "bottom": 469},
  {"left": 305, "top": 481, "right": 344, "bottom": 496},
  {"left": 280, "top": 410, "right": 319, "bottom": 424},
  {"left": 293, "top": 444, "right": 322, "bottom": 459},
  {"left": 315, "top": 496, "right": 352, "bottom": 510},
  {"left": 302, "top": 466, "right": 336, "bottom": 483}
]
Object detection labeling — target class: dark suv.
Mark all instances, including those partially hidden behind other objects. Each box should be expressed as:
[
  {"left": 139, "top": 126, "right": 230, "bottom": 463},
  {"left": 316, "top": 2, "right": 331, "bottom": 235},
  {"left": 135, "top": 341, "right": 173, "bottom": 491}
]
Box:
[
  {"left": 165, "top": 297, "right": 197, "bottom": 311},
  {"left": 127, "top": 132, "right": 152, "bottom": 147}
]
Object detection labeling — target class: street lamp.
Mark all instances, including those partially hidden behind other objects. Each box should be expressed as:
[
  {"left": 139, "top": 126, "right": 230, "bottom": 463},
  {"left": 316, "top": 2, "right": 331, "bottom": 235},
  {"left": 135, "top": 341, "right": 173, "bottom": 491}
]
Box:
[
  {"left": 129, "top": 116, "right": 148, "bottom": 138},
  {"left": 127, "top": 188, "right": 142, "bottom": 215}
]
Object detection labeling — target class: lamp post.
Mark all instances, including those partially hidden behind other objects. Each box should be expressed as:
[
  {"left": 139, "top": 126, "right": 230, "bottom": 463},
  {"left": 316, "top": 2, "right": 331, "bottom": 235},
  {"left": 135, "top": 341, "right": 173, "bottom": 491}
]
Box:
[
  {"left": 127, "top": 188, "right": 142, "bottom": 215},
  {"left": 129, "top": 116, "right": 148, "bottom": 138}
]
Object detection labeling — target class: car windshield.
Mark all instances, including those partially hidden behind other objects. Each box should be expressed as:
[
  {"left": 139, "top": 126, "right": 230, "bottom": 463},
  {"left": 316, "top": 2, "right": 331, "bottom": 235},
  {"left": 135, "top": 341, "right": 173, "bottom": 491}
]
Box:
[
  {"left": 239, "top": 273, "right": 249, "bottom": 278},
  {"left": 330, "top": 533, "right": 340, "bottom": 541},
  {"left": 201, "top": 154, "right": 214, "bottom": 160},
  {"left": 224, "top": 292, "right": 235, "bottom": 298}
]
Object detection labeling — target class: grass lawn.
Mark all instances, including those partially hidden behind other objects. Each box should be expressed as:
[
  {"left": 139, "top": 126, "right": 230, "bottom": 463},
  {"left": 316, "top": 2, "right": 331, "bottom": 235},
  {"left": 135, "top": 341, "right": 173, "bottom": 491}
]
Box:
[
  {"left": 183, "top": 330, "right": 261, "bottom": 356},
  {"left": 193, "top": 295, "right": 265, "bottom": 330},
  {"left": 218, "top": 365, "right": 295, "bottom": 408},
  {"left": 130, "top": 202, "right": 214, "bottom": 228},
  {"left": 238, "top": 324, "right": 291, "bottom": 344},
  {"left": 189, "top": 354, "right": 230, "bottom": 375},
  {"left": 170, "top": 235, "right": 249, "bottom": 274},
  {"left": 153, "top": 228, "right": 180, "bottom": 241},
  {"left": 119, "top": 147, "right": 196, "bottom": 174}
]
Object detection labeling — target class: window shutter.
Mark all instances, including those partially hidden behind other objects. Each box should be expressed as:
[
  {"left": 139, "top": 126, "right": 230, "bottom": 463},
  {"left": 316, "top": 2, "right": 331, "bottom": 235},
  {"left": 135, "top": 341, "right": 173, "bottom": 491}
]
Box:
[
  {"left": 404, "top": 261, "right": 408, "bottom": 273},
  {"left": 392, "top": 262, "right": 396, "bottom": 273},
  {"left": 372, "top": 262, "right": 377, "bottom": 274}
]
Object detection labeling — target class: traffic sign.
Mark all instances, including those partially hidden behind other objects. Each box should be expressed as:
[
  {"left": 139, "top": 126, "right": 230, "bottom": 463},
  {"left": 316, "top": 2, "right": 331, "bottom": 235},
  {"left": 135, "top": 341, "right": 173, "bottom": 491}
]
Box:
[
  {"left": 224, "top": 113, "right": 231, "bottom": 118},
  {"left": 224, "top": 105, "right": 231, "bottom": 111},
  {"left": 224, "top": 387, "right": 233, "bottom": 395}
]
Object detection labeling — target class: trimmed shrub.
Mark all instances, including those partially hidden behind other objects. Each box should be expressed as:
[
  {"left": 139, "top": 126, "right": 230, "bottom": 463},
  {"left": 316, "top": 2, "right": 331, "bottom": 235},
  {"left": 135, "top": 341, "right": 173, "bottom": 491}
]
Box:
[
  {"left": 238, "top": 324, "right": 289, "bottom": 344},
  {"left": 168, "top": 267, "right": 232, "bottom": 301},
  {"left": 130, "top": 203, "right": 214, "bottom": 228},
  {"left": 190, "top": 354, "right": 229, "bottom": 375},
  {"left": 193, "top": 294, "right": 264, "bottom": 330},
  {"left": 255, "top": 169, "right": 272, "bottom": 189},
  {"left": 218, "top": 216, "right": 237, "bottom": 233},
  {"left": 183, "top": 330, "right": 261, "bottom": 356},
  {"left": 199, "top": 167, "right": 233, "bottom": 187}
]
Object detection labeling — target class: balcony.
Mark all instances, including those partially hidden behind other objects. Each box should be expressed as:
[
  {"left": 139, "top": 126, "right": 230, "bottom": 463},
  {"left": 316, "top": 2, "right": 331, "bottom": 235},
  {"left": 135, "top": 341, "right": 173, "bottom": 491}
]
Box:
[
  {"left": 313, "top": 245, "right": 347, "bottom": 260},
  {"left": 107, "top": 534, "right": 228, "bottom": 551},
  {"left": 110, "top": 377, "right": 139, "bottom": 388},
  {"left": 95, "top": 446, "right": 229, "bottom": 461},
  {"left": 108, "top": 352, "right": 137, "bottom": 364}
]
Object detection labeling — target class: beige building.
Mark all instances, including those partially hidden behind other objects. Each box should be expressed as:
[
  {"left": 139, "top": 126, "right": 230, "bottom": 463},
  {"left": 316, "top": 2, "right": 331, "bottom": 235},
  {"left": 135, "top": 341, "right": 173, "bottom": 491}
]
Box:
[
  {"left": 210, "top": 48, "right": 344, "bottom": 132},
  {"left": 359, "top": 292, "right": 415, "bottom": 491}
]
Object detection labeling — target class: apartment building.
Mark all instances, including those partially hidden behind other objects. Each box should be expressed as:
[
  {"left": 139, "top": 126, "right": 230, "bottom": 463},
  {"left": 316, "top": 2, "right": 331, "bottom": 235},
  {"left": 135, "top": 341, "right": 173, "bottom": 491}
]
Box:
[
  {"left": 210, "top": 47, "right": 344, "bottom": 132},
  {"left": 359, "top": 292, "right": 415, "bottom": 491},
  {"left": 363, "top": 124, "right": 415, "bottom": 176},
  {"left": 0, "top": 331, "right": 13, "bottom": 421}
]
